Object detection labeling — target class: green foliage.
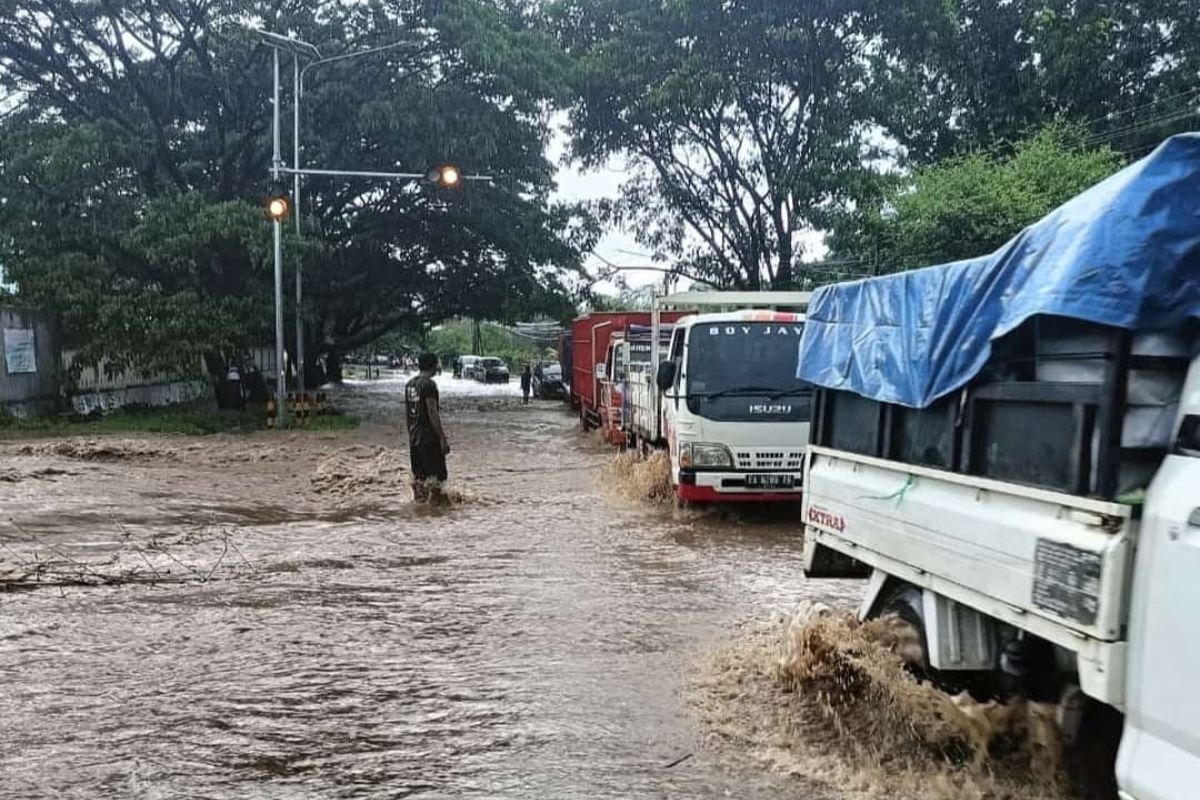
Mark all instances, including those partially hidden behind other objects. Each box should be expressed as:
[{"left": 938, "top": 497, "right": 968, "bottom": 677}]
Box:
[
  {"left": 553, "top": 0, "right": 912, "bottom": 290},
  {"left": 296, "top": 412, "right": 360, "bottom": 432},
  {"left": 0, "top": 404, "right": 258, "bottom": 436},
  {"left": 549, "top": 0, "right": 1197, "bottom": 291},
  {"left": 829, "top": 124, "right": 1125, "bottom": 271},
  {"left": 424, "top": 319, "right": 546, "bottom": 367},
  {"left": 0, "top": 0, "right": 591, "bottom": 386},
  {"left": 587, "top": 287, "right": 654, "bottom": 312},
  {"left": 877, "top": 1, "right": 1200, "bottom": 160}
]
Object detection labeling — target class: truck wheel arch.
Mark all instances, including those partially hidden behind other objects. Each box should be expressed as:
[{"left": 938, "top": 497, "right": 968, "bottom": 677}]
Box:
[{"left": 862, "top": 574, "right": 930, "bottom": 672}]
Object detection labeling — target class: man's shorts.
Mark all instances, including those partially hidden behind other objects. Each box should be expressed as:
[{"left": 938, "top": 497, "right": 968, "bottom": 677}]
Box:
[{"left": 410, "top": 441, "right": 448, "bottom": 483}]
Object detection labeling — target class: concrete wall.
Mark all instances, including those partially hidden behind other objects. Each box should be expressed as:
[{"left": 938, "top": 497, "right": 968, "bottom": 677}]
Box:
[
  {"left": 2, "top": 312, "right": 276, "bottom": 418},
  {"left": 69, "top": 380, "right": 209, "bottom": 415},
  {"left": 61, "top": 351, "right": 210, "bottom": 415},
  {"left": 0, "top": 306, "right": 60, "bottom": 417}
]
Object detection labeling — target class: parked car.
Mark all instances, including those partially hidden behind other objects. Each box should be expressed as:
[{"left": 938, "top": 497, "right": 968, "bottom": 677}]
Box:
[
  {"left": 532, "top": 361, "right": 565, "bottom": 399},
  {"left": 476, "top": 356, "right": 510, "bottom": 383},
  {"left": 458, "top": 355, "right": 481, "bottom": 380}
]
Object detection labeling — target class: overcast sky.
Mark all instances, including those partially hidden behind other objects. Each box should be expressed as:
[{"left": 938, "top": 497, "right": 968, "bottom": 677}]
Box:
[
  {"left": 547, "top": 114, "right": 829, "bottom": 295},
  {"left": 545, "top": 115, "right": 666, "bottom": 292}
]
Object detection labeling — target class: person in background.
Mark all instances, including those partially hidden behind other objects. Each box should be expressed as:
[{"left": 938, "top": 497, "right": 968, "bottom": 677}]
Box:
[
  {"left": 520, "top": 364, "right": 532, "bottom": 404},
  {"left": 404, "top": 352, "right": 450, "bottom": 502}
]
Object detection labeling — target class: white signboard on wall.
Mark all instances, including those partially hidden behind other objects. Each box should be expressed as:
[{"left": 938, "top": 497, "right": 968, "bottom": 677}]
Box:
[{"left": 3, "top": 328, "right": 37, "bottom": 374}]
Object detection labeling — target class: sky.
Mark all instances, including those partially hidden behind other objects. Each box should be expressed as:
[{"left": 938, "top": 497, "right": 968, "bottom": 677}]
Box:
[
  {"left": 544, "top": 115, "right": 664, "bottom": 292},
  {"left": 547, "top": 114, "right": 829, "bottom": 295}
]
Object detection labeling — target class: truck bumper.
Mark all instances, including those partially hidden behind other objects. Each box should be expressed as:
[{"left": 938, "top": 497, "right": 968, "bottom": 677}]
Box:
[{"left": 677, "top": 469, "right": 804, "bottom": 503}]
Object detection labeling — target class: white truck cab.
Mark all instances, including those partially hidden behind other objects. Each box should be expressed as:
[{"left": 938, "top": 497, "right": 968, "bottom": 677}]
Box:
[
  {"left": 658, "top": 310, "right": 811, "bottom": 502},
  {"left": 1116, "top": 359, "right": 1200, "bottom": 800},
  {"left": 627, "top": 292, "right": 814, "bottom": 503}
]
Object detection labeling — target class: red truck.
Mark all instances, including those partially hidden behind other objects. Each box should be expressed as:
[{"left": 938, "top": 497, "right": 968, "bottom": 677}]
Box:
[{"left": 566, "top": 311, "right": 685, "bottom": 433}]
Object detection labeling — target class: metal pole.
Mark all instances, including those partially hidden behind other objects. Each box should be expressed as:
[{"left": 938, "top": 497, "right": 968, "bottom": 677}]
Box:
[
  {"left": 272, "top": 47, "right": 286, "bottom": 428},
  {"left": 293, "top": 54, "right": 304, "bottom": 392},
  {"left": 278, "top": 166, "right": 492, "bottom": 181},
  {"left": 650, "top": 294, "right": 661, "bottom": 440}
]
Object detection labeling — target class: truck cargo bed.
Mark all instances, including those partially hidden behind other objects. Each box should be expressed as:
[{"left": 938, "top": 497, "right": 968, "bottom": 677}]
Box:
[{"left": 803, "top": 444, "right": 1136, "bottom": 702}]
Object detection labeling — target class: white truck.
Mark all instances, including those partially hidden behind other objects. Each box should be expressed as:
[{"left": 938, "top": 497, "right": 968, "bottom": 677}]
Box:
[
  {"left": 626, "top": 291, "right": 814, "bottom": 503},
  {"left": 799, "top": 134, "right": 1200, "bottom": 799},
  {"left": 595, "top": 326, "right": 673, "bottom": 447}
]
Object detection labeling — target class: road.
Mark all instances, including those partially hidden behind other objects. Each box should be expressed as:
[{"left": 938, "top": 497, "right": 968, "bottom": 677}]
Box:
[{"left": 0, "top": 376, "right": 867, "bottom": 799}]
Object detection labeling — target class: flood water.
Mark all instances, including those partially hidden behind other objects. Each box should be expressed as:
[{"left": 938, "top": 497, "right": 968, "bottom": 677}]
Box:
[{"left": 0, "top": 375, "right": 863, "bottom": 799}]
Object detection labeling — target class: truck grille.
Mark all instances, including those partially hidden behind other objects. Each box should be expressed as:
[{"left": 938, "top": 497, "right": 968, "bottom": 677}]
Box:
[{"left": 734, "top": 449, "right": 805, "bottom": 470}]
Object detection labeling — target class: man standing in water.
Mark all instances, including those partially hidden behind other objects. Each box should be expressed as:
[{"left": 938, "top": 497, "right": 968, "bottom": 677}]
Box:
[
  {"left": 405, "top": 353, "right": 450, "bottom": 502},
  {"left": 520, "top": 364, "right": 532, "bottom": 404}
]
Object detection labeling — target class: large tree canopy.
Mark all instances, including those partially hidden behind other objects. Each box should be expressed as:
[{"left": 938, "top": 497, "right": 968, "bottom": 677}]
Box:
[
  {"left": 553, "top": 0, "right": 1199, "bottom": 291},
  {"left": 879, "top": 0, "right": 1200, "bottom": 161},
  {"left": 0, "top": 0, "right": 591, "bottom": 384},
  {"left": 827, "top": 124, "right": 1125, "bottom": 272},
  {"left": 553, "top": 0, "right": 936, "bottom": 291}
]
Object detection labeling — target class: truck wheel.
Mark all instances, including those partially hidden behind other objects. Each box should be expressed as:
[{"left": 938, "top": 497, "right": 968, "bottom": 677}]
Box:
[
  {"left": 876, "top": 583, "right": 931, "bottom": 672},
  {"left": 1066, "top": 698, "right": 1122, "bottom": 800},
  {"left": 876, "top": 583, "right": 998, "bottom": 701}
]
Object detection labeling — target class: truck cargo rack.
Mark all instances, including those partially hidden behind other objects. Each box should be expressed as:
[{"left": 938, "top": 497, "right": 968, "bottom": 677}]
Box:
[{"left": 811, "top": 319, "right": 1193, "bottom": 502}]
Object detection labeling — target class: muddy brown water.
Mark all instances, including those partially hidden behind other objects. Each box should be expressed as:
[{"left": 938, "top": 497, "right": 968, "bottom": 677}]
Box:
[{"left": 0, "top": 376, "right": 864, "bottom": 799}]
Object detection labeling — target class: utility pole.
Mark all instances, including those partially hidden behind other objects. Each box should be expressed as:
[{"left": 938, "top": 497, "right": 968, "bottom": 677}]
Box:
[{"left": 271, "top": 46, "right": 286, "bottom": 429}]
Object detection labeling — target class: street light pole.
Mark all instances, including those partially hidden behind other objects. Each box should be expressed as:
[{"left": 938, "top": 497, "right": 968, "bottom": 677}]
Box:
[
  {"left": 293, "top": 55, "right": 304, "bottom": 393},
  {"left": 291, "top": 40, "right": 420, "bottom": 395},
  {"left": 257, "top": 27, "right": 491, "bottom": 430},
  {"left": 272, "top": 47, "right": 286, "bottom": 429}
]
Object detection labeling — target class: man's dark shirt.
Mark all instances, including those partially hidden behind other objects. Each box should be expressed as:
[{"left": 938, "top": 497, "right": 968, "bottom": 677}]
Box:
[{"left": 405, "top": 374, "right": 440, "bottom": 447}]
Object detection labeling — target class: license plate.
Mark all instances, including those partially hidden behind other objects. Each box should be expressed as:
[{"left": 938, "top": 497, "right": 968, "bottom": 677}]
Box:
[{"left": 745, "top": 474, "right": 795, "bottom": 490}]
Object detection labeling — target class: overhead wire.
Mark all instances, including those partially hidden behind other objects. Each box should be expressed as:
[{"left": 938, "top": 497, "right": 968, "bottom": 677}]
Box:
[{"left": 1074, "top": 86, "right": 1200, "bottom": 131}]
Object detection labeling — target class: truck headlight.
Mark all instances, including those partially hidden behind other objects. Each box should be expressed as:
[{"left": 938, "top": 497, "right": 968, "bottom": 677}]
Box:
[{"left": 680, "top": 442, "right": 733, "bottom": 469}]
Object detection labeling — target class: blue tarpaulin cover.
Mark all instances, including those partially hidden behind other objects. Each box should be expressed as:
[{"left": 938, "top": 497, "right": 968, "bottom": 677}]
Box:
[{"left": 797, "top": 133, "right": 1200, "bottom": 409}]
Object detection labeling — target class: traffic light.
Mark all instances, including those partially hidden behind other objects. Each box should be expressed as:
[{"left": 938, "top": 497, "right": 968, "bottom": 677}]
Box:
[
  {"left": 427, "top": 164, "right": 461, "bottom": 188},
  {"left": 265, "top": 182, "right": 290, "bottom": 221}
]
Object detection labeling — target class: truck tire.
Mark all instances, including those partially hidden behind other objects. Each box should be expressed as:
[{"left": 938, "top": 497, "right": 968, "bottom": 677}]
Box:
[
  {"left": 876, "top": 583, "right": 931, "bottom": 672},
  {"left": 1067, "top": 699, "right": 1122, "bottom": 800}
]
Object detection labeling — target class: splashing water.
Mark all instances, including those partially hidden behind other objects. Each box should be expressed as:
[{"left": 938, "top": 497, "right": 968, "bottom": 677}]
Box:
[
  {"left": 690, "top": 603, "right": 1074, "bottom": 800},
  {"left": 600, "top": 449, "right": 674, "bottom": 505}
]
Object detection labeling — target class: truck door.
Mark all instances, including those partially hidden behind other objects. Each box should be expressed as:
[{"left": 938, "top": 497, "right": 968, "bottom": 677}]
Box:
[
  {"left": 1117, "top": 405, "right": 1200, "bottom": 799},
  {"left": 663, "top": 328, "right": 686, "bottom": 451}
]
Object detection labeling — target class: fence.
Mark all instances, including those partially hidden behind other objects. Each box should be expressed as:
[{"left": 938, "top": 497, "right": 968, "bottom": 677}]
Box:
[
  {"left": 244, "top": 345, "right": 281, "bottom": 379},
  {"left": 1, "top": 309, "right": 292, "bottom": 418}
]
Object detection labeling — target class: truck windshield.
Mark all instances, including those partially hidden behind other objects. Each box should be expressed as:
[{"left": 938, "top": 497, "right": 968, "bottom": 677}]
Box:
[
  {"left": 685, "top": 321, "right": 812, "bottom": 422},
  {"left": 627, "top": 339, "right": 668, "bottom": 365}
]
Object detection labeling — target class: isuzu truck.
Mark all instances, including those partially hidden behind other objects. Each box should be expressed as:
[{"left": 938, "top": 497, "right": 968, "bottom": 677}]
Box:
[
  {"left": 626, "top": 291, "right": 814, "bottom": 502},
  {"left": 799, "top": 134, "right": 1200, "bottom": 799}
]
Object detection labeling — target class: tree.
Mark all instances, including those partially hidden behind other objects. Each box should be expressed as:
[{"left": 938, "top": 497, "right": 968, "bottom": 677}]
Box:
[
  {"left": 552, "top": 0, "right": 1198, "bottom": 293},
  {"left": 878, "top": 1, "right": 1200, "bottom": 161},
  {"left": 0, "top": 0, "right": 590, "bottom": 387},
  {"left": 553, "top": 0, "right": 939, "bottom": 291},
  {"left": 827, "top": 124, "right": 1125, "bottom": 271},
  {"left": 423, "top": 319, "right": 544, "bottom": 366}
]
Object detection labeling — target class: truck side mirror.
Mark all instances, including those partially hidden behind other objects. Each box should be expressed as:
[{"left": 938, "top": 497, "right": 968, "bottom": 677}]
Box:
[
  {"left": 656, "top": 361, "right": 676, "bottom": 393},
  {"left": 596, "top": 363, "right": 607, "bottom": 380}
]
